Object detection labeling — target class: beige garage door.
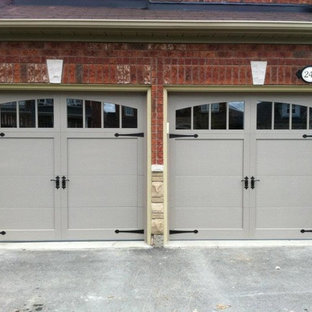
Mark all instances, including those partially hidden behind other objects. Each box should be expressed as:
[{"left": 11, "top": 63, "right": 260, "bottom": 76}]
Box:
[
  {"left": 0, "top": 92, "right": 146, "bottom": 241},
  {"left": 169, "top": 93, "right": 312, "bottom": 240}
]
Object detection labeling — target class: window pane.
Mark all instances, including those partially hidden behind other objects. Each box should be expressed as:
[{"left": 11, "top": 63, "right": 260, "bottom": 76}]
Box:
[
  {"left": 85, "top": 100, "right": 101, "bottom": 128},
  {"left": 292, "top": 104, "right": 307, "bottom": 129},
  {"left": 19, "top": 100, "right": 36, "bottom": 128},
  {"left": 104, "top": 103, "right": 120, "bottom": 128},
  {"left": 193, "top": 104, "right": 209, "bottom": 130},
  {"left": 0, "top": 102, "right": 17, "bottom": 128},
  {"left": 274, "top": 102, "right": 290, "bottom": 129},
  {"left": 211, "top": 102, "right": 226, "bottom": 129},
  {"left": 229, "top": 101, "right": 244, "bottom": 129},
  {"left": 176, "top": 107, "right": 191, "bottom": 130},
  {"left": 257, "top": 101, "right": 272, "bottom": 129},
  {"left": 38, "top": 99, "right": 54, "bottom": 128},
  {"left": 122, "top": 106, "right": 137, "bottom": 128},
  {"left": 67, "top": 98, "right": 83, "bottom": 128}
]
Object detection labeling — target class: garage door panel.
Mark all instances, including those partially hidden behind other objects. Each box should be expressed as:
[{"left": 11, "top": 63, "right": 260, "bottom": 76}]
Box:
[
  {"left": 0, "top": 135, "right": 58, "bottom": 240},
  {"left": 175, "top": 176, "right": 242, "bottom": 207},
  {"left": 68, "top": 176, "right": 137, "bottom": 207},
  {"left": 257, "top": 140, "right": 312, "bottom": 176},
  {"left": 0, "top": 177, "right": 54, "bottom": 208},
  {"left": 175, "top": 140, "right": 243, "bottom": 176},
  {"left": 68, "top": 206, "right": 140, "bottom": 229},
  {"left": 68, "top": 138, "right": 138, "bottom": 176},
  {"left": 137, "top": 175, "right": 145, "bottom": 208},
  {"left": 256, "top": 207, "right": 312, "bottom": 229},
  {"left": 256, "top": 177, "right": 312, "bottom": 207},
  {"left": 173, "top": 207, "right": 243, "bottom": 229},
  {"left": 0, "top": 208, "right": 54, "bottom": 229},
  {"left": 0, "top": 138, "right": 54, "bottom": 176}
]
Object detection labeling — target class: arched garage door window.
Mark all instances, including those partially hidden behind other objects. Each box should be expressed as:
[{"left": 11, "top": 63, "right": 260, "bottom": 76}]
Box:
[
  {"left": 67, "top": 98, "right": 137, "bottom": 129},
  {"left": 257, "top": 101, "right": 311, "bottom": 130},
  {"left": 0, "top": 99, "right": 53, "bottom": 128},
  {"left": 175, "top": 101, "right": 245, "bottom": 130}
]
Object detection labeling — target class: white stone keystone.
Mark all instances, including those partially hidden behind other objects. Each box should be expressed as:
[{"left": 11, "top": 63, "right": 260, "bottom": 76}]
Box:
[
  {"left": 47, "top": 59, "right": 63, "bottom": 84},
  {"left": 250, "top": 61, "right": 267, "bottom": 85}
]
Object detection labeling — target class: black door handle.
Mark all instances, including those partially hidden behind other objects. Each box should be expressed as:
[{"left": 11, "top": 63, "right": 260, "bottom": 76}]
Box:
[
  {"left": 241, "top": 176, "right": 249, "bottom": 189},
  {"left": 50, "top": 176, "right": 60, "bottom": 189},
  {"left": 250, "top": 176, "right": 260, "bottom": 189},
  {"left": 62, "top": 176, "right": 70, "bottom": 189}
]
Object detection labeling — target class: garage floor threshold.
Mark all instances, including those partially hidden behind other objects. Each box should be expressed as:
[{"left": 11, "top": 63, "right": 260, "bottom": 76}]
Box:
[
  {"left": 167, "top": 240, "right": 312, "bottom": 248},
  {"left": 0, "top": 241, "right": 151, "bottom": 250}
]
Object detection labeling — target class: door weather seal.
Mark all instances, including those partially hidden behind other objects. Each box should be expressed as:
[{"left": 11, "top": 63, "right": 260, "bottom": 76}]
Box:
[
  {"left": 170, "top": 230, "right": 198, "bottom": 234},
  {"left": 301, "top": 229, "right": 312, "bottom": 233},
  {"left": 115, "top": 229, "right": 144, "bottom": 234}
]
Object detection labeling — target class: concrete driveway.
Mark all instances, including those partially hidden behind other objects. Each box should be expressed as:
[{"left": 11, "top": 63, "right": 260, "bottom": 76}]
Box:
[{"left": 1, "top": 244, "right": 312, "bottom": 312}]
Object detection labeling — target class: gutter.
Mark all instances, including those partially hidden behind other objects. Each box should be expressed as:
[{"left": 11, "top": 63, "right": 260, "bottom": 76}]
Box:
[{"left": 0, "top": 19, "right": 311, "bottom": 30}]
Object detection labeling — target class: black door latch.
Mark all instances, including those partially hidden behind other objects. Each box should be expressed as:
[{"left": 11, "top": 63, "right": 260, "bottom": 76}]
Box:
[
  {"left": 241, "top": 176, "right": 249, "bottom": 189},
  {"left": 62, "top": 176, "right": 70, "bottom": 189},
  {"left": 50, "top": 176, "right": 60, "bottom": 189},
  {"left": 0, "top": 231, "right": 6, "bottom": 235},
  {"left": 250, "top": 176, "right": 260, "bottom": 189}
]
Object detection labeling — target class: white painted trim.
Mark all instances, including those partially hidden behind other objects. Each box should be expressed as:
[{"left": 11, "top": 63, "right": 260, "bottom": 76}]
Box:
[
  {"left": 166, "top": 240, "right": 312, "bottom": 248},
  {"left": 0, "top": 241, "right": 151, "bottom": 250}
]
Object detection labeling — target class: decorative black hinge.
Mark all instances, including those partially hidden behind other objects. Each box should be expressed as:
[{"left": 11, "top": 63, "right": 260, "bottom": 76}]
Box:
[
  {"left": 0, "top": 231, "right": 6, "bottom": 235},
  {"left": 170, "top": 230, "right": 198, "bottom": 234},
  {"left": 0, "top": 133, "right": 5, "bottom": 137},
  {"left": 169, "top": 134, "right": 198, "bottom": 139},
  {"left": 115, "top": 229, "right": 144, "bottom": 234},
  {"left": 303, "top": 134, "right": 312, "bottom": 138},
  {"left": 114, "top": 133, "right": 144, "bottom": 137},
  {"left": 301, "top": 229, "right": 312, "bottom": 233}
]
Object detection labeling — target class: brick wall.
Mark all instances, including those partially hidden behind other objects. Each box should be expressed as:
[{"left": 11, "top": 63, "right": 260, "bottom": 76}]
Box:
[{"left": 0, "top": 42, "right": 311, "bottom": 164}]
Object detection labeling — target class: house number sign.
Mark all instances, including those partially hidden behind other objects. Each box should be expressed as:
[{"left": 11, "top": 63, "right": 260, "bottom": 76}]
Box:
[{"left": 297, "top": 66, "right": 312, "bottom": 83}]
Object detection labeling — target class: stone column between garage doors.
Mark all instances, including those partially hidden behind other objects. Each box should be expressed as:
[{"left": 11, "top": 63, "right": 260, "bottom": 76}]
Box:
[{"left": 151, "top": 171, "right": 164, "bottom": 247}]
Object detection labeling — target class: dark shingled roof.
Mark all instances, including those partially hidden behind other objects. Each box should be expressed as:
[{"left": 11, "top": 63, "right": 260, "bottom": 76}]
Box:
[{"left": 0, "top": 0, "right": 311, "bottom": 21}]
